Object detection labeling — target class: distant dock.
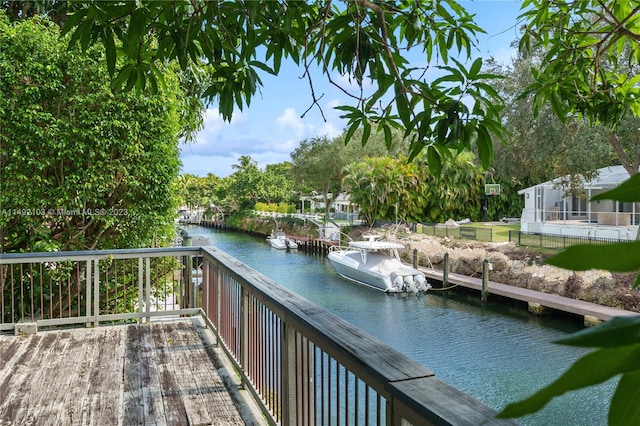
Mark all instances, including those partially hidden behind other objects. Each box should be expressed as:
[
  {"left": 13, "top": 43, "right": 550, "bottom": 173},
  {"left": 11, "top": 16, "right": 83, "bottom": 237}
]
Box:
[{"left": 193, "top": 219, "right": 338, "bottom": 254}]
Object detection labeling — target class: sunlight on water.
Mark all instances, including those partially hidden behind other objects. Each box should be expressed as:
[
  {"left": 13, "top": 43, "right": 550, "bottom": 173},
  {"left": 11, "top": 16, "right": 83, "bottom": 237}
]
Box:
[{"left": 186, "top": 226, "right": 616, "bottom": 425}]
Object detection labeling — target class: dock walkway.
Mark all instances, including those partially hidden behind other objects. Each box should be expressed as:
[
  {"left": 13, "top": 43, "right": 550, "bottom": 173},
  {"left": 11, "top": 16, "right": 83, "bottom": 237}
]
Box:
[
  {"left": 0, "top": 317, "right": 262, "bottom": 425},
  {"left": 422, "top": 268, "right": 639, "bottom": 325}
]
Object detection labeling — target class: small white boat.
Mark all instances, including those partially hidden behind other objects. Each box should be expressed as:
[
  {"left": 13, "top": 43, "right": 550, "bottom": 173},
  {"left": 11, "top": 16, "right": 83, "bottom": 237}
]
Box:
[
  {"left": 267, "top": 231, "right": 298, "bottom": 250},
  {"left": 327, "top": 235, "right": 430, "bottom": 293}
]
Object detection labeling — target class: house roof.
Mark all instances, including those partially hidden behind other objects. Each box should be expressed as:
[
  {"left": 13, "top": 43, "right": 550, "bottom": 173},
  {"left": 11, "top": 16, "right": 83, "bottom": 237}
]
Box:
[{"left": 518, "top": 165, "right": 636, "bottom": 194}]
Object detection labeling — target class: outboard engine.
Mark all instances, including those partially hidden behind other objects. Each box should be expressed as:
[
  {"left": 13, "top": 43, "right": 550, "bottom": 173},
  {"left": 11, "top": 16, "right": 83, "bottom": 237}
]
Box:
[
  {"left": 414, "top": 274, "right": 427, "bottom": 291},
  {"left": 392, "top": 275, "right": 404, "bottom": 291},
  {"left": 403, "top": 275, "right": 416, "bottom": 292}
]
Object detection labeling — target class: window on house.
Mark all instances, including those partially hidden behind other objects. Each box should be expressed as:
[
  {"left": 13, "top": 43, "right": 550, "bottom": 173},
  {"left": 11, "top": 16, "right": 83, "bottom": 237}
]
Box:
[{"left": 572, "top": 195, "right": 587, "bottom": 215}]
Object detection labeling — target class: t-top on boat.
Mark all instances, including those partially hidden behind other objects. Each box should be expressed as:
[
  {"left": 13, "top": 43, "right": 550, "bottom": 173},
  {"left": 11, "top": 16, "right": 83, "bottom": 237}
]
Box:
[{"left": 327, "top": 235, "right": 430, "bottom": 293}]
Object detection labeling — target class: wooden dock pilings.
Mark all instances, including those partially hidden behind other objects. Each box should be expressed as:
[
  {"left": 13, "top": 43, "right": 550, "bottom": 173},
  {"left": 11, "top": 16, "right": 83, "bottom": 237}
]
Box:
[
  {"left": 194, "top": 219, "right": 228, "bottom": 230},
  {"left": 185, "top": 219, "right": 337, "bottom": 255},
  {"left": 420, "top": 265, "right": 639, "bottom": 327},
  {"left": 284, "top": 235, "right": 338, "bottom": 255}
]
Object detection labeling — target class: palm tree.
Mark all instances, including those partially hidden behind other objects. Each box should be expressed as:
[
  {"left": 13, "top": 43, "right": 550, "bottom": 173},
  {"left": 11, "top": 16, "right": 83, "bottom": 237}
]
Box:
[{"left": 232, "top": 155, "right": 257, "bottom": 171}]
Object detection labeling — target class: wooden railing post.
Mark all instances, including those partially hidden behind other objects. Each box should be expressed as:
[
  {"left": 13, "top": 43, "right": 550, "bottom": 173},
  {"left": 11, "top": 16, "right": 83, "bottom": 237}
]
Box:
[
  {"left": 240, "top": 287, "right": 249, "bottom": 389},
  {"left": 281, "top": 322, "right": 296, "bottom": 425}
]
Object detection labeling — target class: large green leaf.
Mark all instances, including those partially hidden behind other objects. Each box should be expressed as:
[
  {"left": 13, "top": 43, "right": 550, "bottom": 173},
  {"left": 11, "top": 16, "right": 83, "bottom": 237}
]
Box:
[
  {"left": 556, "top": 316, "right": 640, "bottom": 348},
  {"left": 545, "top": 242, "right": 640, "bottom": 272},
  {"left": 591, "top": 173, "right": 640, "bottom": 203},
  {"left": 498, "top": 344, "right": 640, "bottom": 418},
  {"left": 609, "top": 370, "right": 640, "bottom": 426}
]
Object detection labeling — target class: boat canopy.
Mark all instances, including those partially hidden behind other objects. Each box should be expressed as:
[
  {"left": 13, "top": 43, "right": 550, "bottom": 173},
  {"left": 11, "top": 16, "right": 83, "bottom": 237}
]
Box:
[{"left": 348, "top": 235, "right": 404, "bottom": 251}]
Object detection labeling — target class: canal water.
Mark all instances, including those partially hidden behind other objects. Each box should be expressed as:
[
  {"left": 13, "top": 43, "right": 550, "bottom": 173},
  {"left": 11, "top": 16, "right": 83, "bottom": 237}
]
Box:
[{"left": 184, "top": 225, "right": 616, "bottom": 425}]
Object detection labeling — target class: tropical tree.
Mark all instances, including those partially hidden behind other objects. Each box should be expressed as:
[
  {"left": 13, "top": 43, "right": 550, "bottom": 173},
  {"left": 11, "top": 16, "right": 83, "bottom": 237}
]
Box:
[
  {"left": 218, "top": 155, "right": 264, "bottom": 213},
  {"left": 260, "top": 163, "right": 295, "bottom": 206},
  {"left": 0, "top": 13, "right": 198, "bottom": 252},
  {"left": 519, "top": 0, "right": 640, "bottom": 127},
  {"left": 290, "top": 136, "right": 344, "bottom": 222},
  {"left": 484, "top": 52, "right": 614, "bottom": 190},
  {"left": 608, "top": 112, "right": 640, "bottom": 178},
  {"left": 343, "top": 152, "right": 484, "bottom": 225},
  {"left": 34, "top": 0, "right": 505, "bottom": 173},
  {"left": 0, "top": 12, "right": 202, "bottom": 321}
]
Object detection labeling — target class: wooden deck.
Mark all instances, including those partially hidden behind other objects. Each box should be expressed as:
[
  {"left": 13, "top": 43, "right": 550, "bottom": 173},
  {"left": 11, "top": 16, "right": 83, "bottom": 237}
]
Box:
[
  {"left": 0, "top": 317, "right": 260, "bottom": 425},
  {"left": 423, "top": 268, "right": 639, "bottom": 323}
]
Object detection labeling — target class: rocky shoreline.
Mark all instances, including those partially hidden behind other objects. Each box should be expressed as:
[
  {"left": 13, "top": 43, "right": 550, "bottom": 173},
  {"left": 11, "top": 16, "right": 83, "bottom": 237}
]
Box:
[
  {"left": 228, "top": 216, "right": 640, "bottom": 313},
  {"left": 361, "top": 225, "right": 640, "bottom": 313}
]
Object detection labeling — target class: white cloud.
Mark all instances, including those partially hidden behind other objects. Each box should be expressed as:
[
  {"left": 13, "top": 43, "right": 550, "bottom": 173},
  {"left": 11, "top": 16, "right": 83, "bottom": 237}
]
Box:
[{"left": 276, "top": 108, "right": 306, "bottom": 138}]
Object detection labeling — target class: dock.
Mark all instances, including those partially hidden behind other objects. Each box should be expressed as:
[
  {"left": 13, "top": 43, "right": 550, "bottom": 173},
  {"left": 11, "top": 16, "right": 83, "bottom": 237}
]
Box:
[
  {"left": 422, "top": 268, "right": 639, "bottom": 326},
  {"left": 0, "top": 317, "right": 261, "bottom": 425}
]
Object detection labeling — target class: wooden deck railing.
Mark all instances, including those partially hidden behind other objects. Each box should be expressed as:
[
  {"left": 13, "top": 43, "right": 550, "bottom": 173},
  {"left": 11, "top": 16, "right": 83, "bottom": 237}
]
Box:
[{"left": 1, "top": 247, "right": 513, "bottom": 425}]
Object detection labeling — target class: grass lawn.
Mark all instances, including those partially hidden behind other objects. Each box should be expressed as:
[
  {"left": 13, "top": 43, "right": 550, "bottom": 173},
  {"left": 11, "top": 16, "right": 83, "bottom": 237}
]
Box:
[{"left": 466, "top": 222, "right": 520, "bottom": 242}]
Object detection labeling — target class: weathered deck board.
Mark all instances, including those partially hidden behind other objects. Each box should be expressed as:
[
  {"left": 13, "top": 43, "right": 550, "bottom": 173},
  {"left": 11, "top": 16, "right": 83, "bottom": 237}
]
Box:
[{"left": 0, "top": 318, "right": 248, "bottom": 425}]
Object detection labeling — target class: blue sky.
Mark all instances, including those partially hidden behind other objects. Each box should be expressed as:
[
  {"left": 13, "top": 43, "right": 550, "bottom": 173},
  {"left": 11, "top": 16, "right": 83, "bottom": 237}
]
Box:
[{"left": 180, "top": 1, "right": 525, "bottom": 177}]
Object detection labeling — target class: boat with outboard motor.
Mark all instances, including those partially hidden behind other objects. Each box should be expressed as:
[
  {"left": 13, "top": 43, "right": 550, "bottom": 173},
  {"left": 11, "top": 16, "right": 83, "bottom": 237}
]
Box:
[
  {"left": 267, "top": 231, "right": 298, "bottom": 250},
  {"left": 327, "top": 235, "right": 430, "bottom": 293}
]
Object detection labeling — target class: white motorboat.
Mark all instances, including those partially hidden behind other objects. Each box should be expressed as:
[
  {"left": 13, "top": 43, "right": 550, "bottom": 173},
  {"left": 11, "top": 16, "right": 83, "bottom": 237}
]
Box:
[
  {"left": 267, "top": 231, "right": 298, "bottom": 250},
  {"left": 327, "top": 235, "right": 430, "bottom": 293}
]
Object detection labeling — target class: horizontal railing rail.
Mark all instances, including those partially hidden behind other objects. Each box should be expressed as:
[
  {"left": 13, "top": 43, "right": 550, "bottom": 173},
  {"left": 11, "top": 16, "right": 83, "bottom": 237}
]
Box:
[
  {"left": 520, "top": 208, "right": 639, "bottom": 225},
  {"left": 1, "top": 247, "right": 513, "bottom": 425}
]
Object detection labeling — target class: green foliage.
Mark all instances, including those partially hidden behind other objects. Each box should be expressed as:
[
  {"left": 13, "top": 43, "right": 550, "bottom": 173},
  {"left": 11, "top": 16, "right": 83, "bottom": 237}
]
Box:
[
  {"left": 0, "top": 12, "right": 197, "bottom": 321},
  {"left": 290, "top": 136, "right": 345, "bottom": 222},
  {"left": 498, "top": 176, "right": 640, "bottom": 424},
  {"left": 519, "top": 0, "right": 640, "bottom": 126},
  {"left": 210, "top": 156, "right": 294, "bottom": 215},
  {"left": 175, "top": 173, "right": 220, "bottom": 210},
  {"left": 255, "top": 202, "right": 296, "bottom": 214},
  {"left": 342, "top": 153, "right": 484, "bottom": 225},
  {"left": 56, "top": 0, "right": 506, "bottom": 172},
  {"left": 0, "top": 13, "right": 191, "bottom": 252},
  {"left": 261, "top": 163, "right": 295, "bottom": 205},
  {"left": 485, "top": 181, "right": 523, "bottom": 220},
  {"left": 483, "top": 53, "right": 615, "bottom": 194}
]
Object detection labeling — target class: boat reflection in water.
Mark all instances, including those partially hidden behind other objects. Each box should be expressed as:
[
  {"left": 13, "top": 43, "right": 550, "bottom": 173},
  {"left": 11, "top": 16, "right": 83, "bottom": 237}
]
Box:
[{"left": 327, "top": 235, "right": 430, "bottom": 293}]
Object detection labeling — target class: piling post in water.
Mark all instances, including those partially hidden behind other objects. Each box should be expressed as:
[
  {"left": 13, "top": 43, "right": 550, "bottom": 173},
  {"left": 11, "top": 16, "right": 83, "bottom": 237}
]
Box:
[
  {"left": 443, "top": 253, "right": 449, "bottom": 288},
  {"left": 481, "top": 259, "right": 490, "bottom": 305}
]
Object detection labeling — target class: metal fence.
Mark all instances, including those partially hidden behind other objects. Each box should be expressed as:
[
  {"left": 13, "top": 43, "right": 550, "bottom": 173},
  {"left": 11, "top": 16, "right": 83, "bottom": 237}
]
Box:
[
  {"left": 1, "top": 247, "right": 511, "bottom": 425},
  {"left": 508, "top": 231, "right": 624, "bottom": 250},
  {"left": 414, "top": 224, "right": 494, "bottom": 242}
]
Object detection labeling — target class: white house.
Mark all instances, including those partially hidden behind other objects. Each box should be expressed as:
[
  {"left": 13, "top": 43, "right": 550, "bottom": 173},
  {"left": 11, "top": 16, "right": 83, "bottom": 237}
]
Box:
[
  {"left": 300, "top": 193, "right": 358, "bottom": 215},
  {"left": 518, "top": 165, "right": 639, "bottom": 241}
]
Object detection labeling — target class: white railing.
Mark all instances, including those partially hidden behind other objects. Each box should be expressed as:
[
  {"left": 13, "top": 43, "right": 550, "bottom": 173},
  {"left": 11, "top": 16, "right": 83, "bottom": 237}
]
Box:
[
  {"left": 1, "top": 247, "right": 512, "bottom": 425},
  {"left": 0, "top": 247, "right": 201, "bottom": 330},
  {"left": 521, "top": 208, "right": 638, "bottom": 226}
]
